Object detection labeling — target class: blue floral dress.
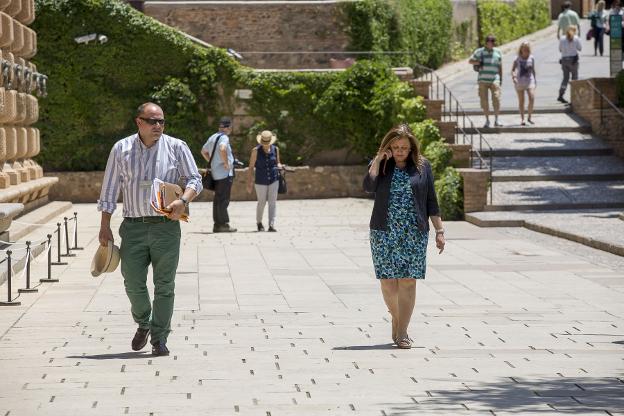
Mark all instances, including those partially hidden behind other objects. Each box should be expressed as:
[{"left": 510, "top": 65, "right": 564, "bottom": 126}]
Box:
[{"left": 370, "top": 167, "right": 429, "bottom": 279}]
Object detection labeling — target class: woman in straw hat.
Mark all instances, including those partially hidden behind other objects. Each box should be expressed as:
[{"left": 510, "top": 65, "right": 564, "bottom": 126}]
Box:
[
  {"left": 247, "top": 130, "right": 283, "bottom": 232},
  {"left": 363, "top": 124, "right": 445, "bottom": 349}
]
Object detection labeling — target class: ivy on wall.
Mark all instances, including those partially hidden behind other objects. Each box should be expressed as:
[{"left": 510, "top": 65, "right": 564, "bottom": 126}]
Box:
[
  {"left": 342, "top": 0, "right": 453, "bottom": 69},
  {"left": 477, "top": 0, "right": 551, "bottom": 45}
]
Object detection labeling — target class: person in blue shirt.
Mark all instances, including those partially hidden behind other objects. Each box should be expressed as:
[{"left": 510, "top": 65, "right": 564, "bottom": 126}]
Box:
[{"left": 201, "top": 117, "right": 237, "bottom": 233}]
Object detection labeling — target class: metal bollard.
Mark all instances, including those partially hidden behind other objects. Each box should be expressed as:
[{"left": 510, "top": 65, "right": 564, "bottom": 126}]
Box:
[
  {"left": 72, "top": 212, "right": 83, "bottom": 250},
  {"left": 61, "top": 217, "right": 75, "bottom": 258},
  {"left": 51, "top": 223, "right": 67, "bottom": 266},
  {"left": 18, "top": 241, "right": 38, "bottom": 293},
  {"left": 0, "top": 251, "right": 21, "bottom": 306},
  {"left": 40, "top": 235, "right": 59, "bottom": 283}
]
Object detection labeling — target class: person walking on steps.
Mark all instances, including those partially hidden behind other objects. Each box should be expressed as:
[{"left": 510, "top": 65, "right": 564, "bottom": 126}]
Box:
[
  {"left": 247, "top": 130, "right": 283, "bottom": 232},
  {"left": 363, "top": 124, "right": 445, "bottom": 350},
  {"left": 201, "top": 117, "right": 237, "bottom": 233},
  {"left": 558, "top": 26, "right": 582, "bottom": 104},
  {"left": 469, "top": 34, "right": 503, "bottom": 128},
  {"left": 512, "top": 41, "right": 537, "bottom": 126},
  {"left": 97, "top": 102, "right": 203, "bottom": 357}
]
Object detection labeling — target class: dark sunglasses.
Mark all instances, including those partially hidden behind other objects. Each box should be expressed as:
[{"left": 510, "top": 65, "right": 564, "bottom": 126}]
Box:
[{"left": 139, "top": 117, "right": 165, "bottom": 126}]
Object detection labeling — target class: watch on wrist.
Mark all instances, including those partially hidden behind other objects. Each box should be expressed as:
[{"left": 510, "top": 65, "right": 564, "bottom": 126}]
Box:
[
  {"left": 180, "top": 197, "right": 189, "bottom": 207},
  {"left": 435, "top": 228, "right": 444, "bottom": 235}
]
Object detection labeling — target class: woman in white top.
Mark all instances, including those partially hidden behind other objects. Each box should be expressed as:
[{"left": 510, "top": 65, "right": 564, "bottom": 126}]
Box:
[
  {"left": 589, "top": 0, "right": 608, "bottom": 56},
  {"left": 512, "top": 42, "right": 537, "bottom": 125},
  {"left": 558, "top": 26, "right": 582, "bottom": 104}
]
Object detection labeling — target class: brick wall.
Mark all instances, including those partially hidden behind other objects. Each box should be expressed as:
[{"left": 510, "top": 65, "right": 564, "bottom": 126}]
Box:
[
  {"left": 144, "top": 2, "right": 351, "bottom": 69},
  {"left": 571, "top": 78, "right": 624, "bottom": 158}
]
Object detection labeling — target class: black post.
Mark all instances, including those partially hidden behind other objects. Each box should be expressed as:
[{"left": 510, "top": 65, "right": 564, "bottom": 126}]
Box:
[
  {"left": 72, "top": 212, "right": 83, "bottom": 250},
  {"left": 0, "top": 250, "right": 21, "bottom": 306},
  {"left": 41, "top": 235, "right": 59, "bottom": 283},
  {"left": 61, "top": 217, "right": 75, "bottom": 257},
  {"left": 19, "top": 241, "right": 37, "bottom": 293},
  {"left": 51, "top": 225, "right": 67, "bottom": 266}
]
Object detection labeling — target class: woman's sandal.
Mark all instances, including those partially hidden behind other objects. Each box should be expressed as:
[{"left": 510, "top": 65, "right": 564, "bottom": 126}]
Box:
[{"left": 396, "top": 336, "right": 413, "bottom": 349}]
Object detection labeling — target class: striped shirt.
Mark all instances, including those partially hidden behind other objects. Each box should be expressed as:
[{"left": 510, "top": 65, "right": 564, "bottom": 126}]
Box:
[
  {"left": 97, "top": 133, "right": 202, "bottom": 217},
  {"left": 471, "top": 47, "right": 502, "bottom": 84}
]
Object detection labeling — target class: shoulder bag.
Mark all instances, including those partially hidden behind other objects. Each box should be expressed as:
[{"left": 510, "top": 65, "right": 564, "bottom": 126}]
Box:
[{"left": 202, "top": 133, "right": 223, "bottom": 191}]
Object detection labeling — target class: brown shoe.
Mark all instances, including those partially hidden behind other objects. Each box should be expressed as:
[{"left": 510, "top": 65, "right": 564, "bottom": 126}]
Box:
[{"left": 131, "top": 328, "right": 150, "bottom": 351}]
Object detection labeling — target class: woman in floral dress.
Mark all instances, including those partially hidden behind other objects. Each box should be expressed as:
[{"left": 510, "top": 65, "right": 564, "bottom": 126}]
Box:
[{"left": 363, "top": 124, "right": 445, "bottom": 349}]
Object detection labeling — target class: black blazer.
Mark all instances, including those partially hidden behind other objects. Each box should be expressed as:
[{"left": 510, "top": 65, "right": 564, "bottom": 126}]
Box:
[{"left": 363, "top": 157, "right": 440, "bottom": 232}]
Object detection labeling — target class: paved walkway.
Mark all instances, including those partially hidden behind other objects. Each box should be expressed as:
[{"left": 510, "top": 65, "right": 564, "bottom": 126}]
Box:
[
  {"left": 0, "top": 200, "right": 623, "bottom": 415},
  {"left": 444, "top": 19, "right": 612, "bottom": 110}
]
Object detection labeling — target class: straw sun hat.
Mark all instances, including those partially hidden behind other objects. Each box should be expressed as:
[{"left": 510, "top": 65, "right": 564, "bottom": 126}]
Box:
[
  {"left": 90, "top": 241, "right": 120, "bottom": 277},
  {"left": 256, "top": 130, "right": 277, "bottom": 145}
]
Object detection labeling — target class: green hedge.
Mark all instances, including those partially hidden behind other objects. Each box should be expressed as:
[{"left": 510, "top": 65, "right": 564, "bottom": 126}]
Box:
[
  {"left": 477, "top": 0, "right": 550, "bottom": 45},
  {"left": 342, "top": 0, "right": 453, "bottom": 69},
  {"left": 410, "top": 120, "right": 463, "bottom": 220}
]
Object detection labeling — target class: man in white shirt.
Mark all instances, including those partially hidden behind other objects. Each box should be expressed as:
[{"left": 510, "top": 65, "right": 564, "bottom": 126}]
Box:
[{"left": 98, "top": 102, "right": 202, "bottom": 356}]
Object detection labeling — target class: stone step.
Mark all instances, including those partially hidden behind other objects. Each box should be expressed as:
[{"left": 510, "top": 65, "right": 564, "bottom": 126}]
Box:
[
  {"left": 463, "top": 112, "right": 591, "bottom": 134},
  {"left": 465, "top": 209, "right": 624, "bottom": 256},
  {"left": 468, "top": 125, "right": 592, "bottom": 134},
  {"left": 491, "top": 155, "right": 624, "bottom": 182},
  {"left": 455, "top": 107, "right": 572, "bottom": 116},
  {"left": 479, "top": 132, "right": 612, "bottom": 156},
  {"left": 486, "top": 180, "right": 624, "bottom": 211}
]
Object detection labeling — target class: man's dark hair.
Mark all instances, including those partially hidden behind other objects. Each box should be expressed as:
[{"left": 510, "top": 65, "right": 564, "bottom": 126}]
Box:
[
  {"left": 136, "top": 102, "right": 160, "bottom": 117},
  {"left": 562, "top": 1, "right": 571, "bottom": 9},
  {"left": 219, "top": 117, "right": 232, "bottom": 128},
  {"left": 485, "top": 34, "right": 496, "bottom": 43}
]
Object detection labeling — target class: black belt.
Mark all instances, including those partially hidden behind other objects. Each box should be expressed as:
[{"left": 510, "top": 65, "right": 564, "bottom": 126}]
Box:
[{"left": 124, "top": 216, "right": 172, "bottom": 223}]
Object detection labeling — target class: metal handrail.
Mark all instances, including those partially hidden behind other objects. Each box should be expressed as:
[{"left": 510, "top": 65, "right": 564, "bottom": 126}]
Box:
[
  {"left": 585, "top": 80, "right": 624, "bottom": 125},
  {"left": 412, "top": 63, "right": 493, "bottom": 204}
]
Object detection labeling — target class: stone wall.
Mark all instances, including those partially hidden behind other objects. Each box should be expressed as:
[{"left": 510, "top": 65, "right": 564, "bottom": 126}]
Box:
[
  {"left": 0, "top": 0, "right": 58, "bottom": 233},
  {"left": 45, "top": 166, "right": 370, "bottom": 203},
  {"left": 571, "top": 78, "right": 624, "bottom": 158},
  {"left": 144, "top": 1, "right": 351, "bottom": 69}
]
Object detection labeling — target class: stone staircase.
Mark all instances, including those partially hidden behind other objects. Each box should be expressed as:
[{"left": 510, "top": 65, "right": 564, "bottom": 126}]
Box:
[{"left": 464, "top": 111, "right": 624, "bottom": 214}]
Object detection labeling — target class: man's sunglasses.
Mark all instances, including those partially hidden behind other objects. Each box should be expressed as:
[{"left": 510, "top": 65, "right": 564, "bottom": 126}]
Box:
[{"left": 139, "top": 117, "right": 165, "bottom": 126}]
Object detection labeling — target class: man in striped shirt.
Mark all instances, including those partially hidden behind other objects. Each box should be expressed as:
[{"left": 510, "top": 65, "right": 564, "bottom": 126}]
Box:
[
  {"left": 97, "top": 102, "right": 203, "bottom": 357},
  {"left": 469, "top": 34, "right": 504, "bottom": 128}
]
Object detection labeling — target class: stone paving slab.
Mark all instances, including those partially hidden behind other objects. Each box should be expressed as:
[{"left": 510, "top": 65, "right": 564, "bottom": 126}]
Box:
[{"left": 0, "top": 199, "right": 622, "bottom": 415}]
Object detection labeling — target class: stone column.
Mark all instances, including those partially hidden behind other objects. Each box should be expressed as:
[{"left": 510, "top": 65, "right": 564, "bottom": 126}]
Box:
[
  {"left": 0, "top": 128, "right": 10, "bottom": 187},
  {"left": 3, "top": 126, "right": 19, "bottom": 185},
  {"left": 457, "top": 168, "right": 490, "bottom": 213}
]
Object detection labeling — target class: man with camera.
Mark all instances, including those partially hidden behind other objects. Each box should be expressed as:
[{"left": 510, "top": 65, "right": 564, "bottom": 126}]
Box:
[
  {"left": 201, "top": 117, "right": 238, "bottom": 233},
  {"left": 469, "top": 34, "right": 503, "bottom": 128}
]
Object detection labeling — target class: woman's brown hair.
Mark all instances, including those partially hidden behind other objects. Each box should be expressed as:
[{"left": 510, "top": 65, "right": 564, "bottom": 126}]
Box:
[{"left": 378, "top": 123, "right": 425, "bottom": 174}]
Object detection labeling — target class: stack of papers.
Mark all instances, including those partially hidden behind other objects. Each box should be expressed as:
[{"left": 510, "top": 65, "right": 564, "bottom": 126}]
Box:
[{"left": 150, "top": 178, "right": 189, "bottom": 222}]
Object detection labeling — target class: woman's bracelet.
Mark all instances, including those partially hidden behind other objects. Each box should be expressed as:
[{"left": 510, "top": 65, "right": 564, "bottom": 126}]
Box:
[{"left": 435, "top": 228, "right": 445, "bottom": 235}]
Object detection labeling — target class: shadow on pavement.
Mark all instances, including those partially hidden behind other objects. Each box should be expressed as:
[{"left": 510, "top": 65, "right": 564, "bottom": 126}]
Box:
[
  {"left": 332, "top": 343, "right": 419, "bottom": 351},
  {"left": 66, "top": 352, "right": 151, "bottom": 360},
  {"left": 383, "top": 376, "right": 624, "bottom": 414}
]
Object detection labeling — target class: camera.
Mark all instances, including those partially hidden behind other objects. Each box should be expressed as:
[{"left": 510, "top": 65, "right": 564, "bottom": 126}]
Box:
[{"left": 74, "top": 33, "right": 108, "bottom": 45}]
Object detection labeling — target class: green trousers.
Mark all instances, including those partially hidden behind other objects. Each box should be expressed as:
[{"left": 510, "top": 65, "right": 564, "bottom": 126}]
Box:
[{"left": 119, "top": 219, "right": 181, "bottom": 344}]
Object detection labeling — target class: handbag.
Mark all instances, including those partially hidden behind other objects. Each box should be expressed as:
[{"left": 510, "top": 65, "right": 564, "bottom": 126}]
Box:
[
  {"left": 202, "top": 133, "right": 223, "bottom": 191},
  {"left": 586, "top": 28, "right": 594, "bottom": 41},
  {"left": 277, "top": 170, "right": 287, "bottom": 194}
]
